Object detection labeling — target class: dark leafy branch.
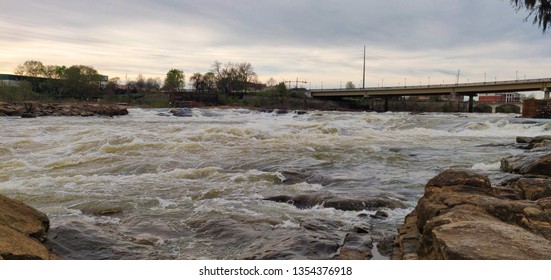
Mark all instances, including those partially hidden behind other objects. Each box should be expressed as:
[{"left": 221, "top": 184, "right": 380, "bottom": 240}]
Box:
[{"left": 511, "top": 0, "right": 551, "bottom": 32}]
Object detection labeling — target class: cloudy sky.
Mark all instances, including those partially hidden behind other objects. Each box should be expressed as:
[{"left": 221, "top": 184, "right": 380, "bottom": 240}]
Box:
[{"left": 0, "top": 0, "right": 549, "bottom": 89}]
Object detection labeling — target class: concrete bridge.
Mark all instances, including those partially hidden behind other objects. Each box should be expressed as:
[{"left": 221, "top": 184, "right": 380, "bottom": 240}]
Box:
[
  {"left": 310, "top": 78, "right": 551, "bottom": 112},
  {"left": 484, "top": 103, "right": 523, "bottom": 113}
]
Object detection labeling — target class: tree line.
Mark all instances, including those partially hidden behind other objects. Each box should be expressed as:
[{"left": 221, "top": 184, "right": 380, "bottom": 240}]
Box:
[
  {"left": 8, "top": 59, "right": 266, "bottom": 101},
  {"left": 13, "top": 60, "right": 105, "bottom": 100},
  {"left": 162, "top": 61, "right": 260, "bottom": 94}
]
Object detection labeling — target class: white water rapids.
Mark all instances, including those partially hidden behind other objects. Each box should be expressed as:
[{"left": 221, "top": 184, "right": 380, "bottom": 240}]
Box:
[{"left": 1, "top": 109, "right": 549, "bottom": 259}]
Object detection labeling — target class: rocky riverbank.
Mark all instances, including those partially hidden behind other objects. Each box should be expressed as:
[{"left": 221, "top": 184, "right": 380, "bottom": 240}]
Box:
[
  {"left": 0, "top": 194, "right": 59, "bottom": 259},
  {"left": 0, "top": 102, "right": 128, "bottom": 117},
  {"left": 393, "top": 136, "right": 551, "bottom": 259}
]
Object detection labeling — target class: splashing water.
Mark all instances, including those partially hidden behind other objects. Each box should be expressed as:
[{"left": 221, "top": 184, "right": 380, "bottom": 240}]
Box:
[{"left": 0, "top": 109, "right": 549, "bottom": 259}]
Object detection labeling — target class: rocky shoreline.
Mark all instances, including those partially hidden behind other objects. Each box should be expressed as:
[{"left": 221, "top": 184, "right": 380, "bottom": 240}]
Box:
[
  {"left": 0, "top": 194, "right": 59, "bottom": 259},
  {"left": 0, "top": 102, "right": 128, "bottom": 117},
  {"left": 393, "top": 136, "right": 551, "bottom": 259}
]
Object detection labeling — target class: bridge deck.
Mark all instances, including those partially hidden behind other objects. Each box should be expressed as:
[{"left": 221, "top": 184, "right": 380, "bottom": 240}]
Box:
[{"left": 310, "top": 78, "right": 551, "bottom": 98}]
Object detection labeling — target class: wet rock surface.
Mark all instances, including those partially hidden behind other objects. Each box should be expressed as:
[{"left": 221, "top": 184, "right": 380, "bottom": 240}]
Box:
[
  {"left": 187, "top": 215, "right": 375, "bottom": 260},
  {"left": 254, "top": 169, "right": 403, "bottom": 259},
  {"left": 45, "top": 219, "right": 165, "bottom": 260},
  {"left": 170, "top": 108, "right": 193, "bottom": 117},
  {"left": 393, "top": 165, "right": 551, "bottom": 259},
  {"left": 0, "top": 194, "right": 58, "bottom": 259},
  {"left": 264, "top": 193, "right": 406, "bottom": 211},
  {"left": 0, "top": 102, "right": 128, "bottom": 117},
  {"left": 501, "top": 136, "right": 551, "bottom": 176}
]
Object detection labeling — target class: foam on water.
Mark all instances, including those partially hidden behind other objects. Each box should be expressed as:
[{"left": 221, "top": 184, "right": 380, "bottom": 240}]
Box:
[
  {"left": 472, "top": 161, "right": 503, "bottom": 171},
  {"left": 1, "top": 109, "right": 549, "bottom": 259}
]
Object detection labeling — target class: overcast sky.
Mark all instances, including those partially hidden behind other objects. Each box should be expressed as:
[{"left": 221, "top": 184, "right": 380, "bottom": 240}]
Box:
[{"left": 0, "top": 0, "right": 550, "bottom": 90}]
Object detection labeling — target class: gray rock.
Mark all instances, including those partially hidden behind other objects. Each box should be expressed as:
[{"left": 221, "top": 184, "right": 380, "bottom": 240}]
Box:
[
  {"left": 393, "top": 169, "right": 551, "bottom": 260},
  {"left": 501, "top": 151, "right": 551, "bottom": 176},
  {"left": 265, "top": 193, "right": 406, "bottom": 211},
  {"left": 170, "top": 108, "right": 193, "bottom": 117}
]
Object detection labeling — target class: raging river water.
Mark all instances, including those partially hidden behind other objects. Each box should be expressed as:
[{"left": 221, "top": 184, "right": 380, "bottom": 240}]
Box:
[{"left": 1, "top": 108, "right": 550, "bottom": 259}]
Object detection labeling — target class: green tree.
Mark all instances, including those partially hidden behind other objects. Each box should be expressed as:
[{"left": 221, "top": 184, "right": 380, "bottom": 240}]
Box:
[
  {"left": 41, "top": 64, "right": 65, "bottom": 97},
  {"left": 0, "top": 81, "right": 36, "bottom": 103},
  {"left": 345, "top": 81, "right": 356, "bottom": 89},
  {"left": 62, "top": 65, "right": 103, "bottom": 99},
  {"left": 276, "top": 82, "right": 287, "bottom": 101},
  {"left": 511, "top": 0, "right": 551, "bottom": 32},
  {"left": 164, "top": 69, "right": 185, "bottom": 92}
]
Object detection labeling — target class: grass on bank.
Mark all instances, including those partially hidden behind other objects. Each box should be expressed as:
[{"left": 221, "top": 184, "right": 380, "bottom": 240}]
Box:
[{"left": 2, "top": 83, "right": 488, "bottom": 113}]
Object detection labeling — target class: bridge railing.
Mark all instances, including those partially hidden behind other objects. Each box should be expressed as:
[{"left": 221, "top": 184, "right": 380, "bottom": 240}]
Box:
[{"left": 312, "top": 78, "right": 551, "bottom": 92}]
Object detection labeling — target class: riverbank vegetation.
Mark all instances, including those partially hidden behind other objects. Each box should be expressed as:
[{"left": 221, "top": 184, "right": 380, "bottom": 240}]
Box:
[{"left": 0, "top": 59, "right": 514, "bottom": 113}]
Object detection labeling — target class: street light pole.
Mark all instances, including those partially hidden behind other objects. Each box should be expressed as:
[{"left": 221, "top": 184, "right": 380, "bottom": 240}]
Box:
[{"left": 362, "top": 46, "right": 366, "bottom": 89}]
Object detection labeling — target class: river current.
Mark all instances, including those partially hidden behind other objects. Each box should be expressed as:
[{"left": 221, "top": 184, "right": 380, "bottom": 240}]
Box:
[{"left": 1, "top": 109, "right": 549, "bottom": 259}]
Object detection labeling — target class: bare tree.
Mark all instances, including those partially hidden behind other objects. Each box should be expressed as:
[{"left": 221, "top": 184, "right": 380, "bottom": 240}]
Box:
[
  {"left": 145, "top": 77, "right": 161, "bottom": 93},
  {"left": 266, "top": 77, "right": 277, "bottom": 87},
  {"left": 14, "top": 60, "right": 45, "bottom": 77},
  {"left": 203, "top": 72, "right": 216, "bottom": 92},
  {"left": 189, "top": 72, "right": 204, "bottom": 91},
  {"left": 136, "top": 74, "right": 146, "bottom": 92},
  {"left": 211, "top": 61, "right": 257, "bottom": 93},
  {"left": 13, "top": 60, "right": 46, "bottom": 91}
]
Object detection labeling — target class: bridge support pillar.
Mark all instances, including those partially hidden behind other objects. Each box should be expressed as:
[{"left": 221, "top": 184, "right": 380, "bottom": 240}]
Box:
[
  {"left": 384, "top": 96, "right": 389, "bottom": 112},
  {"left": 545, "top": 88, "right": 550, "bottom": 100},
  {"left": 468, "top": 95, "right": 474, "bottom": 113}
]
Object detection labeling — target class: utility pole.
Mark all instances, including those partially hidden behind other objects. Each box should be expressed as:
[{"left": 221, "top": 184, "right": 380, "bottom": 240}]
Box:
[
  {"left": 284, "top": 77, "right": 307, "bottom": 89},
  {"left": 362, "top": 45, "right": 366, "bottom": 89},
  {"left": 456, "top": 69, "right": 460, "bottom": 84}
]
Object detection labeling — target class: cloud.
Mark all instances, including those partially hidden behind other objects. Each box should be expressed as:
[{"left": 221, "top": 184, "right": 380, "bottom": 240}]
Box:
[{"left": 0, "top": 0, "right": 549, "bottom": 89}]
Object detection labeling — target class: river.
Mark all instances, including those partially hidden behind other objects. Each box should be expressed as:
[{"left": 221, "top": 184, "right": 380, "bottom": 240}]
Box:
[{"left": 1, "top": 109, "right": 549, "bottom": 259}]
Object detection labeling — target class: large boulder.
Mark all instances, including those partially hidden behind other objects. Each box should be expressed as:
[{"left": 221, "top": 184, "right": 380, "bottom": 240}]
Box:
[
  {"left": 0, "top": 194, "right": 58, "bottom": 259},
  {"left": 502, "top": 137, "right": 551, "bottom": 176},
  {"left": 170, "top": 108, "right": 193, "bottom": 117},
  {"left": 393, "top": 169, "right": 551, "bottom": 260},
  {"left": 0, "top": 225, "right": 56, "bottom": 260},
  {"left": 0, "top": 195, "right": 50, "bottom": 241},
  {"left": 264, "top": 193, "right": 405, "bottom": 211},
  {"left": 501, "top": 151, "right": 551, "bottom": 176}
]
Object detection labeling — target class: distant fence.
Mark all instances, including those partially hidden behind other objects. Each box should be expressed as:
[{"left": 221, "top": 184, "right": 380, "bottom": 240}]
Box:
[{"left": 169, "top": 91, "right": 219, "bottom": 107}]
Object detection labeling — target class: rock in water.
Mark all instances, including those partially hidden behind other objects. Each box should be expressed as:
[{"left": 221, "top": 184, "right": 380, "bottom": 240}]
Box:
[
  {"left": 501, "top": 151, "right": 551, "bottom": 176},
  {"left": 170, "top": 108, "right": 193, "bottom": 117},
  {"left": 264, "top": 193, "right": 405, "bottom": 211},
  {"left": 393, "top": 169, "right": 551, "bottom": 260},
  {"left": 21, "top": 112, "right": 36, "bottom": 118},
  {"left": 0, "top": 194, "right": 59, "bottom": 259}
]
